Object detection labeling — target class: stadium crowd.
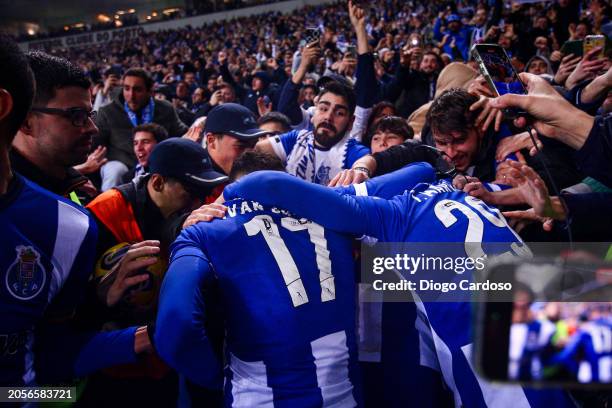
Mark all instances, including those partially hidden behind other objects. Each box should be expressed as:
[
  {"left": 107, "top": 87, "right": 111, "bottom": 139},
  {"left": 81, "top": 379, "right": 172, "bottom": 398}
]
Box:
[{"left": 1, "top": 0, "right": 612, "bottom": 406}]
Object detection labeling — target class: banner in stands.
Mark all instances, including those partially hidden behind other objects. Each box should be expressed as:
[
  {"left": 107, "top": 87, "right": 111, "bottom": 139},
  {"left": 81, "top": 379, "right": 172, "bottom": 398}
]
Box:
[{"left": 24, "top": 27, "right": 145, "bottom": 50}]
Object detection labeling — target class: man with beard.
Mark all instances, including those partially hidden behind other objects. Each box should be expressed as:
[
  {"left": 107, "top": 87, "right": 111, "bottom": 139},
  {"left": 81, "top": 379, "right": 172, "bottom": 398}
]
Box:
[{"left": 257, "top": 81, "right": 370, "bottom": 185}]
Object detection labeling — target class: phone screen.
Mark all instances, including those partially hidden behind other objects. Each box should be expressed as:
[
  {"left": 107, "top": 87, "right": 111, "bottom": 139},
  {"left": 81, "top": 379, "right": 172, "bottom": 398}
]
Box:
[
  {"left": 473, "top": 44, "right": 527, "bottom": 96},
  {"left": 477, "top": 259, "right": 612, "bottom": 386},
  {"left": 346, "top": 45, "right": 357, "bottom": 58},
  {"left": 509, "top": 300, "right": 611, "bottom": 383}
]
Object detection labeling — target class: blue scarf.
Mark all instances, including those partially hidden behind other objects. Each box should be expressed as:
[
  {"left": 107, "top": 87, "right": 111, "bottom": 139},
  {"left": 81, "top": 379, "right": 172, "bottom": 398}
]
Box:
[{"left": 124, "top": 97, "right": 155, "bottom": 127}]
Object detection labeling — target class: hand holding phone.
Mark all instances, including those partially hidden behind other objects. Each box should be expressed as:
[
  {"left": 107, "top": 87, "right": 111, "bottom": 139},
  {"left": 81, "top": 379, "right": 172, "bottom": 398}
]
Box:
[
  {"left": 304, "top": 27, "right": 321, "bottom": 46},
  {"left": 346, "top": 44, "right": 357, "bottom": 59},
  {"left": 471, "top": 44, "right": 527, "bottom": 119}
]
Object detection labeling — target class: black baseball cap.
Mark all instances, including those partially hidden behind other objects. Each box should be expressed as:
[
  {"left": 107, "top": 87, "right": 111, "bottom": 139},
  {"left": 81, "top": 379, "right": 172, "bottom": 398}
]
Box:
[
  {"left": 148, "top": 138, "right": 228, "bottom": 193},
  {"left": 204, "top": 103, "right": 270, "bottom": 140}
]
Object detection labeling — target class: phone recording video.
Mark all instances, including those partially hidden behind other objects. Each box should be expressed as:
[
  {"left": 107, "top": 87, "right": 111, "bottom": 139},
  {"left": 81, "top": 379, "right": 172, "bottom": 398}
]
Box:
[
  {"left": 476, "top": 258, "right": 612, "bottom": 388},
  {"left": 509, "top": 299, "right": 610, "bottom": 384},
  {"left": 472, "top": 44, "right": 527, "bottom": 97},
  {"left": 346, "top": 45, "right": 357, "bottom": 59}
]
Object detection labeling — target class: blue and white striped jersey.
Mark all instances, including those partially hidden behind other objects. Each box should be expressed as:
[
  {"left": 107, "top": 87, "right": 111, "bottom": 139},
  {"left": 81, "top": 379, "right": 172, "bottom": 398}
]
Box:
[
  {"left": 1, "top": 174, "right": 96, "bottom": 385},
  {"left": 223, "top": 171, "right": 577, "bottom": 408},
  {"left": 156, "top": 163, "right": 437, "bottom": 408},
  {"left": 164, "top": 202, "right": 361, "bottom": 408},
  {"left": 269, "top": 129, "right": 370, "bottom": 186},
  {"left": 1, "top": 174, "right": 139, "bottom": 386}
]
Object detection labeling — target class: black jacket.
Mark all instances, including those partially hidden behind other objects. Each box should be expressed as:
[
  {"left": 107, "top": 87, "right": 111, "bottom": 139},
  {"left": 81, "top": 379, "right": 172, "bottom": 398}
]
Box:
[
  {"left": 382, "top": 66, "right": 436, "bottom": 119},
  {"left": 95, "top": 94, "right": 188, "bottom": 168},
  {"left": 10, "top": 148, "right": 94, "bottom": 204}
]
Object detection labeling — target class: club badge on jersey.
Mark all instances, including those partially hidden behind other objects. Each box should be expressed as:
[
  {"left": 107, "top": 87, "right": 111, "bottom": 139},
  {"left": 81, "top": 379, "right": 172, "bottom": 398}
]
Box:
[{"left": 5, "top": 246, "right": 46, "bottom": 301}]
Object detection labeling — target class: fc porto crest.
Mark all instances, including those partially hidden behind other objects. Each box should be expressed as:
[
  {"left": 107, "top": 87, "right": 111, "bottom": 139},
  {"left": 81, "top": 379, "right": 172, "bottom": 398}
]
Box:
[{"left": 5, "top": 246, "right": 46, "bottom": 300}]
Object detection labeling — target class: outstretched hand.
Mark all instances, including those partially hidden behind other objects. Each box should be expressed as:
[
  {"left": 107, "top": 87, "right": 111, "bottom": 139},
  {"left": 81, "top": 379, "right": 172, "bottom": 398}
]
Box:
[{"left": 489, "top": 73, "right": 594, "bottom": 149}]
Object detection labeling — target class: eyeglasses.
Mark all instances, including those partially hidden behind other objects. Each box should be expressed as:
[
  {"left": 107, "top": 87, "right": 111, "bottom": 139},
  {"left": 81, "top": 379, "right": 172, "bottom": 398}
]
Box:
[{"left": 31, "top": 107, "right": 97, "bottom": 127}]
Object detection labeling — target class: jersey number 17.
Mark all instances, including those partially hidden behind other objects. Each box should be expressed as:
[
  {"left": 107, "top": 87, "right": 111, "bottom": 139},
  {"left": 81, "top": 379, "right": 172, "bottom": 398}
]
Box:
[{"left": 244, "top": 215, "right": 335, "bottom": 307}]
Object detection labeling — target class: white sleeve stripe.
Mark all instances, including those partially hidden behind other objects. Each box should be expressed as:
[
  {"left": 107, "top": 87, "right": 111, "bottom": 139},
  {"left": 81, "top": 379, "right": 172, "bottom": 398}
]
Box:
[
  {"left": 353, "top": 183, "right": 372, "bottom": 242},
  {"left": 270, "top": 136, "right": 288, "bottom": 162},
  {"left": 47, "top": 201, "right": 91, "bottom": 302},
  {"left": 353, "top": 182, "right": 368, "bottom": 197}
]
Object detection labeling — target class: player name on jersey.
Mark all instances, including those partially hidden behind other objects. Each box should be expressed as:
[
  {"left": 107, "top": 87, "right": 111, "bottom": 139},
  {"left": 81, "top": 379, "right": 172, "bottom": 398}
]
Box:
[{"left": 224, "top": 199, "right": 304, "bottom": 220}]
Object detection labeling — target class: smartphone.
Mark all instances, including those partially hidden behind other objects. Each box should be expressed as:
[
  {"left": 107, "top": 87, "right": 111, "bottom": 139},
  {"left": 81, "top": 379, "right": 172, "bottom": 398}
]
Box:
[
  {"left": 304, "top": 27, "right": 321, "bottom": 46},
  {"left": 346, "top": 44, "right": 357, "bottom": 59},
  {"left": 583, "top": 35, "right": 605, "bottom": 59},
  {"left": 560, "top": 39, "right": 584, "bottom": 57},
  {"left": 475, "top": 259, "right": 612, "bottom": 387},
  {"left": 472, "top": 44, "right": 527, "bottom": 96},
  {"left": 471, "top": 43, "right": 527, "bottom": 118}
]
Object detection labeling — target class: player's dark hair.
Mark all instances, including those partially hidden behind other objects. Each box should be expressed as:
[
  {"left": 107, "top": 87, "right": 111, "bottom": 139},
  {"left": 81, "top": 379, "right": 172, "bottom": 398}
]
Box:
[
  {"left": 318, "top": 82, "right": 356, "bottom": 115},
  {"left": 132, "top": 123, "right": 168, "bottom": 143},
  {"left": 426, "top": 88, "right": 479, "bottom": 137},
  {"left": 27, "top": 51, "right": 90, "bottom": 107},
  {"left": 229, "top": 151, "right": 285, "bottom": 181},
  {"left": 0, "top": 33, "right": 35, "bottom": 138},
  {"left": 123, "top": 67, "right": 154, "bottom": 90},
  {"left": 257, "top": 112, "right": 292, "bottom": 133}
]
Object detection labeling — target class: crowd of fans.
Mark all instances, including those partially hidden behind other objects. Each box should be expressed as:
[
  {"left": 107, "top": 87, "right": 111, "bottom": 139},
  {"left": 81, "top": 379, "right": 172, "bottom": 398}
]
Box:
[
  {"left": 17, "top": 0, "right": 287, "bottom": 41},
  {"left": 48, "top": 0, "right": 610, "bottom": 237},
  {"left": 1, "top": 0, "right": 612, "bottom": 405}
]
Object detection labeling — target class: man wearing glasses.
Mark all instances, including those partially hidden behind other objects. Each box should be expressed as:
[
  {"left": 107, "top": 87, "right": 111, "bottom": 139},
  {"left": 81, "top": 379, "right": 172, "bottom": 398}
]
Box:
[
  {"left": 1, "top": 34, "right": 153, "bottom": 391},
  {"left": 11, "top": 51, "right": 99, "bottom": 205}
]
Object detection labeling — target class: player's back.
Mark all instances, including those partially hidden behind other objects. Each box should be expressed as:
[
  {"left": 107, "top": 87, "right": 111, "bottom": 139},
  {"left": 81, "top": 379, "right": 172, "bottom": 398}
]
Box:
[
  {"left": 190, "top": 198, "right": 360, "bottom": 407},
  {"left": 390, "top": 179, "right": 526, "bottom": 250}
]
